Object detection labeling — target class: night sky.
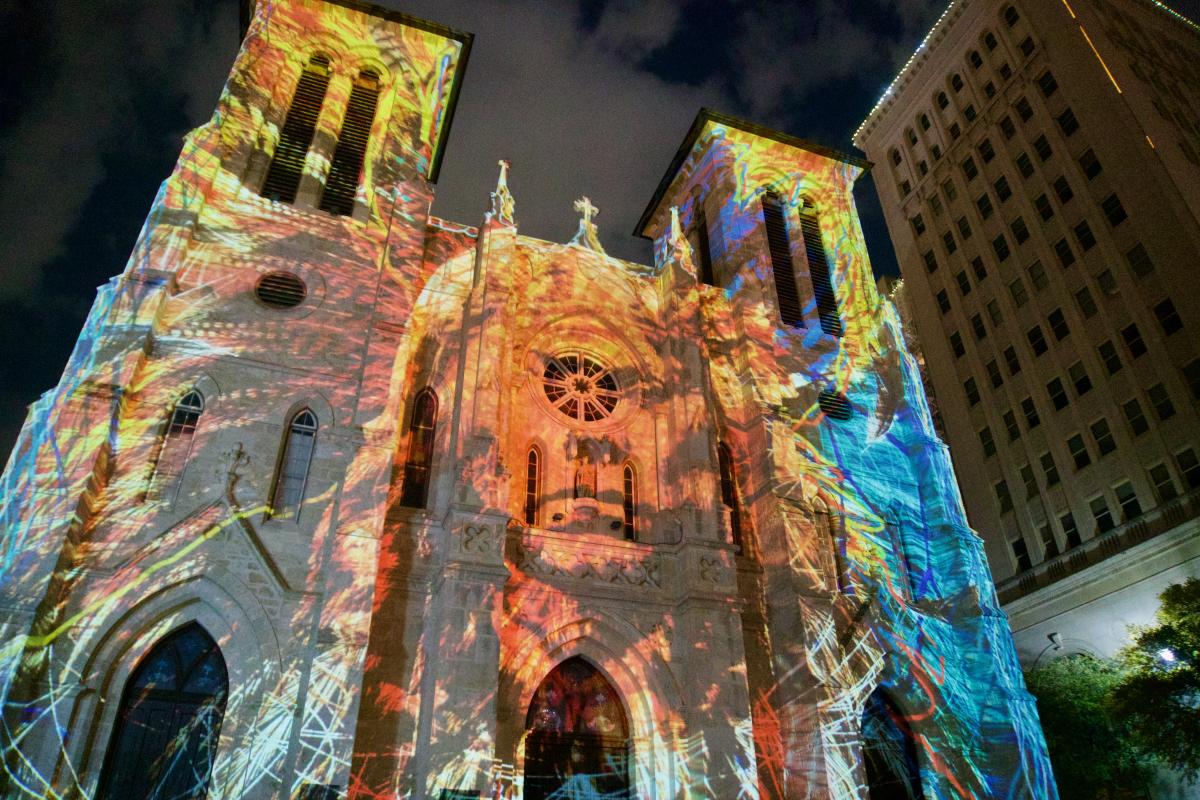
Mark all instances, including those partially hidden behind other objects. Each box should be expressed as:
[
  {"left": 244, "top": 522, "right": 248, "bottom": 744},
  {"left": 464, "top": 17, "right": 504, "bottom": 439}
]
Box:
[{"left": 1, "top": 0, "right": 1197, "bottom": 457}]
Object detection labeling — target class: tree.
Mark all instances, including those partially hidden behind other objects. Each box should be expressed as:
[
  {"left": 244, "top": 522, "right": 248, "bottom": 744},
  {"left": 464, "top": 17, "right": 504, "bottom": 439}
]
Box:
[
  {"left": 1025, "top": 655, "right": 1155, "bottom": 799},
  {"left": 1111, "top": 577, "right": 1200, "bottom": 778}
]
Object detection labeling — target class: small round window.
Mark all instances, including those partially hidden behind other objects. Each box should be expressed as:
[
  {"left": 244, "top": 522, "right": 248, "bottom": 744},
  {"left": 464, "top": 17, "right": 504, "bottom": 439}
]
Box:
[
  {"left": 542, "top": 352, "right": 620, "bottom": 422},
  {"left": 255, "top": 272, "right": 306, "bottom": 308}
]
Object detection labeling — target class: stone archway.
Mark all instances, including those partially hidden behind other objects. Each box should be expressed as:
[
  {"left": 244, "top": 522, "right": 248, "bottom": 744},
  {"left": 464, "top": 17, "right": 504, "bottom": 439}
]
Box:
[
  {"left": 861, "top": 687, "right": 925, "bottom": 800},
  {"left": 523, "top": 656, "right": 632, "bottom": 800}
]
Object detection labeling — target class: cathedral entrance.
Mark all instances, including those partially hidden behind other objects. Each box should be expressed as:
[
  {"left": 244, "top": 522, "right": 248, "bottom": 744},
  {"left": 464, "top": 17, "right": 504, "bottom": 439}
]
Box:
[
  {"left": 861, "top": 688, "right": 925, "bottom": 800},
  {"left": 96, "top": 623, "right": 228, "bottom": 800},
  {"left": 523, "top": 657, "right": 632, "bottom": 800}
]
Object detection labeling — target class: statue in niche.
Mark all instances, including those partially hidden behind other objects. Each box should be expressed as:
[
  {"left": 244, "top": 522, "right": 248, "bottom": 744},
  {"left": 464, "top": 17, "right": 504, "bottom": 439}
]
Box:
[{"left": 573, "top": 442, "right": 597, "bottom": 500}]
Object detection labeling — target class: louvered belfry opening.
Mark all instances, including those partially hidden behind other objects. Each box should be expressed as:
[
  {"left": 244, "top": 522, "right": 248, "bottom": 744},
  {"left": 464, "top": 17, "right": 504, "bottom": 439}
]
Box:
[
  {"left": 800, "top": 203, "right": 843, "bottom": 337},
  {"left": 320, "top": 69, "right": 381, "bottom": 216},
  {"left": 761, "top": 193, "right": 804, "bottom": 328},
  {"left": 261, "top": 54, "right": 332, "bottom": 204}
]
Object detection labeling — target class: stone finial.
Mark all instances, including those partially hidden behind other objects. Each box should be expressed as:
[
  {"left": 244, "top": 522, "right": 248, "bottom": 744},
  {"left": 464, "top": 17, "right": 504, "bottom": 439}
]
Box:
[
  {"left": 569, "top": 195, "right": 605, "bottom": 253},
  {"left": 666, "top": 205, "right": 696, "bottom": 279},
  {"left": 487, "top": 159, "right": 516, "bottom": 225}
]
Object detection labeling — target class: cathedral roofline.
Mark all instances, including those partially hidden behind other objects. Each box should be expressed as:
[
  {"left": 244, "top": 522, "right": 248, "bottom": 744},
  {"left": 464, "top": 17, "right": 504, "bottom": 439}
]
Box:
[
  {"left": 634, "top": 108, "right": 872, "bottom": 240},
  {"left": 239, "top": 0, "right": 473, "bottom": 183}
]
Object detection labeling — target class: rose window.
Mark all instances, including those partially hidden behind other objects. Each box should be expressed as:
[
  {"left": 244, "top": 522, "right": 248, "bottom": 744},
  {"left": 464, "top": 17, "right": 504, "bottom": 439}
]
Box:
[{"left": 542, "top": 352, "right": 620, "bottom": 422}]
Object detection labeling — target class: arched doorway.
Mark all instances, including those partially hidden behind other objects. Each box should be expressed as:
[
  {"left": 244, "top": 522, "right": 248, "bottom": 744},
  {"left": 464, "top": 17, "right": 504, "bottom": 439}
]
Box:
[
  {"left": 524, "top": 656, "right": 632, "bottom": 799},
  {"left": 97, "top": 623, "right": 228, "bottom": 800},
  {"left": 861, "top": 688, "right": 924, "bottom": 800}
]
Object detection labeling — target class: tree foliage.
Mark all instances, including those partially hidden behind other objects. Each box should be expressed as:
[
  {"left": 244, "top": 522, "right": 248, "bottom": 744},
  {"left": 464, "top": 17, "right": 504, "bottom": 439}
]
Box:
[
  {"left": 1025, "top": 654, "right": 1154, "bottom": 799},
  {"left": 1111, "top": 577, "right": 1200, "bottom": 778}
]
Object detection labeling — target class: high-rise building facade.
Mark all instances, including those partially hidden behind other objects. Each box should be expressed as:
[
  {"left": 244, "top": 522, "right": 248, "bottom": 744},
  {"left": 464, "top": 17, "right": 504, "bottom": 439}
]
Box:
[
  {"left": 0, "top": 0, "right": 1055, "bottom": 798},
  {"left": 855, "top": 0, "right": 1200, "bottom": 669}
]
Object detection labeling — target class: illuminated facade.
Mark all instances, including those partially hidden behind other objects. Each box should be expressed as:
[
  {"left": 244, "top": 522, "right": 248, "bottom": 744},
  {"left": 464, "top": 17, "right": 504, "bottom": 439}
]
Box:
[
  {"left": 855, "top": 0, "right": 1200, "bottom": 676},
  {"left": 0, "top": 0, "right": 1054, "bottom": 798}
]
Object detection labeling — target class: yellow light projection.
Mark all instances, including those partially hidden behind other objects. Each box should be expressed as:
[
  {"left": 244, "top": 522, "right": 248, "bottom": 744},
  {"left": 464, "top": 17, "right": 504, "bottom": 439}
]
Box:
[{"left": 0, "top": 2, "right": 1054, "bottom": 800}]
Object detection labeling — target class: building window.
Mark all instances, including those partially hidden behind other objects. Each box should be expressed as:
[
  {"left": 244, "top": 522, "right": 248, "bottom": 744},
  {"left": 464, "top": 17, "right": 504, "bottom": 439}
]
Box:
[
  {"left": 977, "top": 192, "right": 994, "bottom": 219},
  {"left": 890, "top": 148, "right": 902, "bottom": 166},
  {"left": 1035, "top": 193, "right": 1054, "bottom": 221},
  {"left": 1075, "top": 286, "right": 1097, "bottom": 318},
  {"left": 959, "top": 216, "right": 973, "bottom": 240},
  {"left": 965, "top": 377, "right": 981, "bottom": 406},
  {"left": 962, "top": 156, "right": 979, "bottom": 181},
  {"left": 1184, "top": 359, "right": 1200, "bottom": 401},
  {"left": 994, "top": 175, "right": 1012, "bottom": 202},
  {"left": 1114, "top": 481, "right": 1142, "bottom": 521},
  {"left": 1004, "top": 410, "right": 1021, "bottom": 441},
  {"left": 911, "top": 214, "right": 926, "bottom": 236},
  {"left": 1015, "top": 96, "right": 1034, "bottom": 121},
  {"left": 1122, "top": 323, "right": 1147, "bottom": 358},
  {"left": 1096, "top": 269, "right": 1117, "bottom": 295},
  {"left": 1068, "top": 434, "right": 1091, "bottom": 469},
  {"left": 1048, "top": 377, "right": 1070, "bottom": 411},
  {"left": 899, "top": 180, "right": 912, "bottom": 197},
  {"left": 1102, "top": 193, "right": 1128, "bottom": 226},
  {"left": 1079, "top": 149, "right": 1102, "bottom": 179},
  {"left": 1054, "top": 238, "right": 1076, "bottom": 268},
  {"left": 949, "top": 121, "right": 962, "bottom": 139},
  {"left": 401, "top": 389, "right": 438, "bottom": 509},
  {"left": 1061, "top": 511, "right": 1081, "bottom": 548},
  {"left": 979, "top": 139, "right": 996, "bottom": 163},
  {"left": 985, "top": 81, "right": 997, "bottom": 98},
  {"left": 1004, "top": 6, "right": 1021, "bottom": 27},
  {"left": 1122, "top": 398, "right": 1149, "bottom": 437},
  {"left": 1000, "top": 115, "right": 1016, "bottom": 139},
  {"left": 1148, "top": 463, "right": 1178, "bottom": 503},
  {"left": 319, "top": 69, "right": 381, "bottom": 215},
  {"left": 524, "top": 446, "right": 541, "bottom": 526},
  {"left": 689, "top": 209, "right": 716, "bottom": 285},
  {"left": 1074, "top": 220, "right": 1096, "bottom": 251},
  {"left": 261, "top": 54, "right": 333, "bottom": 204},
  {"left": 924, "top": 250, "right": 939, "bottom": 273},
  {"left": 799, "top": 202, "right": 843, "bottom": 336},
  {"left": 964, "top": 104, "right": 978, "bottom": 122},
  {"left": 956, "top": 271, "right": 972, "bottom": 297},
  {"left": 967, "top": 51, "right": 982, "bottom": 71},
  {"left": 1154, "top": 299, "right": 1183, "bottom": 335},
  {"left": 1009, "top": 277, "right": 1029, "bottom": 307},
  {"left": 1090, "top": 495, "right": 1115, "bottom": 533},
  {"left": 1021, "top": 464, "right": 1039, "bottom": 498},
  {"left": 1015, "top": 152, "right": 1034, "bottom": 179},
  {"left": 987, "top": 299, "right": 1003, "bottom": 326},
  {"left": 1057, "top": 108, "right": 1079, "bottom": 137},
  {"left": 950, "top": 331, "right": 966, "bottom": 358},
  {"left": 1126, "top": 242, "right": 1154, "bottom": 277},
  {"left": 907, "top": 128, "right": 918, "bottom": 146},
  {"left": 1041, "top": 451, "right": 1060, "bottom": 486},
  {"left": 937, "top": 289, "right": 951, "bottom": 314},
  {"left": 717, "top": 443, "right": 742, "bottom": 552},
  {"left": 1098, "top": 341, "right": 1122, "bottom": 375},
  {"left": 1034, "top": 135, "right": 1053, "bottom": 162},
  {"left": 622, "top": 462, "right": 638, "bottom": 541},
  {"left": 1053, "top": 175, "right": 1074, "bottom": 204},
  {"left": 1040, "top": 524, "right": 1059, "bottom": 559},
  {"left": 1011, "top": 216, "right": 1030, "bottom": 244},
  {"left": 919, "top": 113, "right": 931, "bottom": 131},
  {"left": 1021, "top": 396, "right": 1041, "bottom": 429},
  {"left": 1090, "top": 418, "right": 1116, "bottom": 456},
  {"left": 1004, "top": 346, "right": 1021, "bottom": 375},
  {"left": 992, "top": 234, "right": 1011, "bottom": 262},
  {"left": 1020, "top": 35, "right": 1035, "bottom": 56},
  {"left": 761, "top": 193, "right": 804, "bottom": 328},
  {"left": 943, "top": 230, "right": 957, "bottom": 255},
  {"left": 987, "top": 359, "right": 1003, "bottom": 387},
  {"left": 984, "top": 31, "right": 999, "bottom": 50},
  {"left": 971, "top": 256, "right": 988, "bottom": 281},
  {"left": 995, "top": 480, "right": 1013, "bottom": 513},
  {"left": 1027, "top": 325, "right": 1048, "bottom": 356},
  {"left": 999, "top": 62, "right": 1013, "bottom": 79},
  {"left": 972, "top": 313, "right": 988, "bottom": 341},
  {"left": 1037, "top": 70, "right": 1058, "bottom": 97},
  {"left": 1048, "top": 308, "right": 1070, "bottom": 340},
  {"left": 148, "top": 389, "right": 204, "bottom": 498},
  {"left": 1148, "top": 383, "right": 1175, "bottom": 421},
  {"left": 943, "top": 179, "right": 958, "bottom": 201},
  {"left": 1011, "top": 537, "right": 1032, "bottom": 571},
  {"left": 1177, "top": 448, "right": 1200, "bottom": 491},
  {"left": 272, "top": 408, "right": 318, "bottom": 520},
  {"left": 937, "top": 91, "right": 949, "bottom": 109},
  {"left": 1069, "top": 361, "right": 1092, "bottom": 396}
]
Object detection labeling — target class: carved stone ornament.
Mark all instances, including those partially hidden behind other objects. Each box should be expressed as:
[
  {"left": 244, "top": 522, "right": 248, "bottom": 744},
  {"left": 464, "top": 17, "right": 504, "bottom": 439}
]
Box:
[
  {"left": 462, "top": 524, "right": 500, "bottom": 556},
  {"left": 518, "top": 539, "right": 662, "bottom": 589},
  {"left": 699, "top": 555, "right": 731, "bottom": 585}
]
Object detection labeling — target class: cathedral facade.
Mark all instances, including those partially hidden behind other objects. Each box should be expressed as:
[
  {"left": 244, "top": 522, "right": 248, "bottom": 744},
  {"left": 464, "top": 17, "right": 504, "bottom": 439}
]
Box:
[{"left": 0, "top": 1, "right": 1055, "bottom": 798}]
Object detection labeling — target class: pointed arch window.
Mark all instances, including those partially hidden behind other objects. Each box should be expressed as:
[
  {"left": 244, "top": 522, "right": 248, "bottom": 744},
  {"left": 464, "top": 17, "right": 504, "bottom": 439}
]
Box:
[
  {"left": 319, "top": 69, "right": 381, "bottom": 216},
  {"left": 885, "top": 510, "right": 914, "bottom": 602},
  {"left": 761, "top": 192, "right": 804, "bottom": 328},
  {"left": 622, "top": 463, "right": 637, "bottom": 540},
  {"left": 717, "top": 442, "right": 744, "bottom": 553},
  {"left": 799, "top": 200, "right": 843, "bottom": 337},
  {"left": 271, "top": 409, "right": 317, "bottom": 520},
  {"left": 862, "top": 689, "right": 925, "bottom": 798},
  {"left": 96, "top": 623, "right": 227, "bottom": 800},
  {"left": 261, "top": 54, "right": 332, "bottom": 205},
  {"left": 148, "top": 389, "right": 204, "bottom": 500},
  {"left": 524, "top": 446, "right": 542, "bottom": 526},
  {"left": 816, "top": 503, "right": 850, "bottom": 593},
  {"left": 401, "top": 389, "right": 438, "bottom": 509}
]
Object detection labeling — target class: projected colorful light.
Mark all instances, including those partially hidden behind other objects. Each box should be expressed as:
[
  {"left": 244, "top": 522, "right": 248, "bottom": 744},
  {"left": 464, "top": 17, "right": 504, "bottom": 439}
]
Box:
[{"left": 0, "top": 1, "right": 1055, "bottom": 799}]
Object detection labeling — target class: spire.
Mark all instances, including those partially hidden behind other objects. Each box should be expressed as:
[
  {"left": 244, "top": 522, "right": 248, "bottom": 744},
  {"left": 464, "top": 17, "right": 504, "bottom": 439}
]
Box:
[
  {"left": 487, "top": 159, "right": 515, "bottom": 226},
  {"left": 569, "top": 195, "right": 605, "bottom": 253}
]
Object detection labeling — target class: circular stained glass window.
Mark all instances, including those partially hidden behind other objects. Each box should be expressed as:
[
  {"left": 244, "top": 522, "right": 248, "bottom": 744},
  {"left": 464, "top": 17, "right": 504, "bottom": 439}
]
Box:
[{"left": 542, "top": 352, "right": 620, "bottom": 422}]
